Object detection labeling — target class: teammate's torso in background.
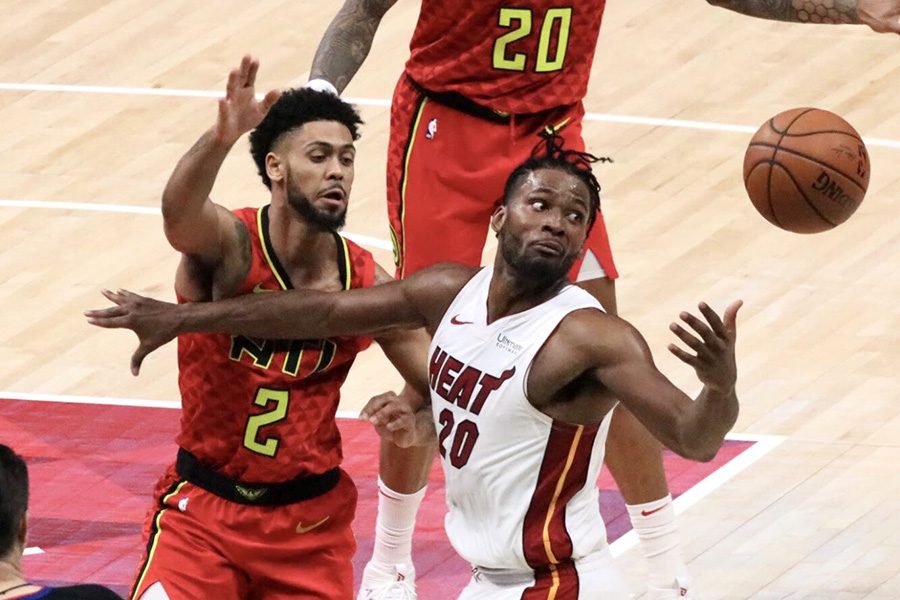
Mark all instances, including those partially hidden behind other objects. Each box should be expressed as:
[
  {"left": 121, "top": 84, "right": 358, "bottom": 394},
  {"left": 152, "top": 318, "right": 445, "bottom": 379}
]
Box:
[
  {"left": 429, "top": 267, "right": 613, "bottom": 570},
  {"left": 176, "top": 205, "right": 374, "bottom": 483},
  {"left": 405, "top": 0, "right": 606, "bottom": 114}
]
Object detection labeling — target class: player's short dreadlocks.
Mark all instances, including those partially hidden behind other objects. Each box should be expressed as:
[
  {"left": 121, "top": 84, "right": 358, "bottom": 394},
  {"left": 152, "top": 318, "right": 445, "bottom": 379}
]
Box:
[{"left": 502, "top": 130, "right": 611, "bottom": 232}]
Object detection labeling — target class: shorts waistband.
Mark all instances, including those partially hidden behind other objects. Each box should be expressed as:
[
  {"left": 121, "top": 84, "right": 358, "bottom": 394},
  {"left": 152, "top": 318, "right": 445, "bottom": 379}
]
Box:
[
  {"left": 175, "top": 448, "right": 340, "bottom": 506},
  {"left": 406, "top": 75, "right": 512, "bottom": 123}
]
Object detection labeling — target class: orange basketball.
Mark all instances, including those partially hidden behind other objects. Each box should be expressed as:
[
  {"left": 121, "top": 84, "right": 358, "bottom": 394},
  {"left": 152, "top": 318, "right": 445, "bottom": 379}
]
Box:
[{"left": 743, "top": 107, "right": 870, "bottom": 233}]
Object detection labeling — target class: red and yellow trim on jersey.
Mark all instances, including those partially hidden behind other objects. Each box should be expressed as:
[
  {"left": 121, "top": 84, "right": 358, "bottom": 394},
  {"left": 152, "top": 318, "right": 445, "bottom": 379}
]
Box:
[
  {"left": 130, "top": 480, "right": 189, "bottom": 599},
  {"left": 521, "top": 422, "right": 600, "bottom": 599},
  {"left": 256, "top": 206, "right": 290, "bottom": 291},
  {"left": 394, "top": 97, "right": 430, "bottom": 279}
]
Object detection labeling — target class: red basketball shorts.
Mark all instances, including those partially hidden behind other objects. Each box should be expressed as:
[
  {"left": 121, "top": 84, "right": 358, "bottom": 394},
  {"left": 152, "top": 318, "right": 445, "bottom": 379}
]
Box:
[
  {"left": 130, "top": 466, "right": 357, "bottom": 600},
  {"left": 386, "top": 75, "right": 618, "bottom": 282}
]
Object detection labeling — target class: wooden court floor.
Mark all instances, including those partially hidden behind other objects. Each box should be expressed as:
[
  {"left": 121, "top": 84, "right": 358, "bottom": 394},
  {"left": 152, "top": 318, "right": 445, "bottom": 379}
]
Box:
[{"left": 0, "top": 1, "right": 898, "bottom": 597}]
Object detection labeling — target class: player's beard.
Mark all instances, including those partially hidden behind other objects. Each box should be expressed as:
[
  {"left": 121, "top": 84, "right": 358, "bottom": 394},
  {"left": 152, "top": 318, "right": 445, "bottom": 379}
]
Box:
[
  {"left": 285, "top": 169, "right": 347, "bottom": 232},
  {"left": 498, "top": 227, "right": 579, "bottom": 290}
]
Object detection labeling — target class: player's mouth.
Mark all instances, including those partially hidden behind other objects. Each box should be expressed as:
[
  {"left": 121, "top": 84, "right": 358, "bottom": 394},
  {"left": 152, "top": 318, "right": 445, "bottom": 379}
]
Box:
[
  {"left": 317, "top": 187, "right": 347, "bottom": 208},
  {"left": 530, "top": 238, "right": 565, "bottom": 256}
]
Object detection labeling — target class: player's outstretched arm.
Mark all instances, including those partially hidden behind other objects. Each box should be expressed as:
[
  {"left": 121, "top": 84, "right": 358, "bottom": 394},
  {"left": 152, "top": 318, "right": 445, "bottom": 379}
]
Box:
[
  {"left": 584, "top": 301, "right": 742, "bottom": 462},
  {"left": 707, "top": 0, "right": 900, "bottom": 33},
  {"left": 309, "top": 0, "right": 401, "bottom": 94},
  {"left": 162, "top": 55, "right": 281, "bottom": 263},
  {"left": 85, "top": 263, "right": 473, "bottom": 375}
]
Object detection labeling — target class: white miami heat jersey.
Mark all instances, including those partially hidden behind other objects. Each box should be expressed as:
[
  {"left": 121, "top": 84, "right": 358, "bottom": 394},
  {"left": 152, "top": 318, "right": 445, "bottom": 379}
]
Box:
[{"left": 429, "top": 266, "right": 614, "bottom": 572}]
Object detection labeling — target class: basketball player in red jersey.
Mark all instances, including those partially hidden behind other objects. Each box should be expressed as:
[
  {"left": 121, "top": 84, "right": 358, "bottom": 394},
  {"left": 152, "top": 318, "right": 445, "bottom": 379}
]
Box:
[
  {"left": 304, "top": 1, "right": 899, "bottom": 597},
  {"left": 123, "top": 56, "right": 428, "bottom": 600}
]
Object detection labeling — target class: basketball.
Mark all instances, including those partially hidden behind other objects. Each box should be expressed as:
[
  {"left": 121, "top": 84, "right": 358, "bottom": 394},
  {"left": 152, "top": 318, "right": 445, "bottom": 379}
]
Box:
[{"left": 742, "top": 107, "right": 870, "bottom": 233}]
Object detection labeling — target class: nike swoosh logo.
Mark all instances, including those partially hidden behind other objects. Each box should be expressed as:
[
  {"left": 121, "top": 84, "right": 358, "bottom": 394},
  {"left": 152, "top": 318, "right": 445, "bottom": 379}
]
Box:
[
  {"left": 295, "top": 516, "right": 330, "bottom": 534},
  {"left": 640, "top": 504, "right": 669, "bottom": 517},
  {"left": 253, "top": 283, "right": 276, "bottom": 294},
  {"left": 450, "top": 315, "right": 473, "bottom": 325}
]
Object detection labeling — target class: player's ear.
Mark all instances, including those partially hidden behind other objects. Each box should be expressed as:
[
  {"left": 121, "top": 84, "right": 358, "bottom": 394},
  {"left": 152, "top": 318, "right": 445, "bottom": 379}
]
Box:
[
  {"left": 491, "top": 205, "right": 507, "bottom": 237},
  {"left": 266, "top": 152, "right": 285, "bottom": 184}
]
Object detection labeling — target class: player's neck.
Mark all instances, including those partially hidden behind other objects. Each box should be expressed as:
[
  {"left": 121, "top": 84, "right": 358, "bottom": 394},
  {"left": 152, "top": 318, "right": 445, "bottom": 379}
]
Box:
[
  {"left": 0, "top": 559, "right": 35, "bottom": 598},
  {"left": 486, "top": 263, "right": 567, "bottom": 324},
  {"left": 267, "top": 203, "right": 341, "bottom": 287}
]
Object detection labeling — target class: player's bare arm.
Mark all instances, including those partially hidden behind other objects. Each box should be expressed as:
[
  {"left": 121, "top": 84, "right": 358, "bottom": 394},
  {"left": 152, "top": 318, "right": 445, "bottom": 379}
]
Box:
[
  {"left": 85, "top": 262, "right": 476, "bottom": 374},
  {"left": 707, "top": 0, "right": 900, "bottom": 32},
  {"left": 372, "top": 262, "right": 432, "bottom": 397},
  {"left": 536, "top": 301, "right": 742, "bottom": 462},
  {"left": 310, "top": 0, "right": 401, "bottom": 93},
  {"left": 164, "top": 55, "right": 282, "bottom": 299}
]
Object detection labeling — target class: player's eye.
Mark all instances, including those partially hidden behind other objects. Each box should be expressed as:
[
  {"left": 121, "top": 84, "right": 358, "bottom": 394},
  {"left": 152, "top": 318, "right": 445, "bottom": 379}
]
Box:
[
  {"left": 309, "top": 153, "right": 327, "bottom": 162},
  {"left": 531, "top": 200, "right": 546, "bottom": 210},
  {"left": 340, "top": 154, "right": 355, "bottom": 166}
]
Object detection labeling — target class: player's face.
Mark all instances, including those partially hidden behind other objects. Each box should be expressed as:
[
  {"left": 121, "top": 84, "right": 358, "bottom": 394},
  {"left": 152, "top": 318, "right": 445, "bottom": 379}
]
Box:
[
  {"left": 279, "top": 120, "right": 356, "bottom": 231},
  {"left": 494, "top": 168, "right": 591, "bottom": 285}
]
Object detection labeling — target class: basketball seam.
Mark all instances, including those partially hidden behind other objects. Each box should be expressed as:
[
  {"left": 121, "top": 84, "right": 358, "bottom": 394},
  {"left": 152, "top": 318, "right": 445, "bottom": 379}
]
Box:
[
  {"left": 772, "top": 163, "right": 838, "bottom": 228},
  {"left": 758, "top": 129, "right": 864, "bottom": 143},
  {"left": 767, "top": 108, "right": 816, "bottom": 135},
  {"left": 746, "top": 143, "right": 867, "bottom": 192}
]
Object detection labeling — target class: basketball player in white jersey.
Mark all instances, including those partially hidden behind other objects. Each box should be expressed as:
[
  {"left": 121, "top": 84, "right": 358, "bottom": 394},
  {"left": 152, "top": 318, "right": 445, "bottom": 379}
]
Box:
[{"left": 87, "top": 136, "right": 742, "bottom": 599}]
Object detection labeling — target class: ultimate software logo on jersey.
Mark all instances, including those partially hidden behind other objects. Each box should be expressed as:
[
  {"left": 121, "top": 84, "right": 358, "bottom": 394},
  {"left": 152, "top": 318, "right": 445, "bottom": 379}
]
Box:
[{"left": 496, "top": 333, "right": 523, "bottom": 355}]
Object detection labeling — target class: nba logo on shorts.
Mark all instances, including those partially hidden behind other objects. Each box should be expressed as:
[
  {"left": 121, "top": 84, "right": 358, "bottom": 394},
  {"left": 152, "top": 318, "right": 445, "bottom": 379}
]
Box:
[{"left": 426, "top": 118, "right": 437, "bottom": 140}]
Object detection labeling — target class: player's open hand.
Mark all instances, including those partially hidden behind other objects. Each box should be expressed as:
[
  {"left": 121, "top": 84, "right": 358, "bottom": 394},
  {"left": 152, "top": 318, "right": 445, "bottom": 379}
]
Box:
[
  {"left": 214, "top": 55, "right": 282, "bottom": 145},
  {"left": 84, "top": 289, "right": 181, "bottom": 376},
  {"left": 360, "top": 391, "right": 434, "bottom": 447},
  {"left": 858, "top": 0, "right": 900, "bottom": 33},
  {"left": 668, "top": 301, "right": 742, "bottom": 395}
]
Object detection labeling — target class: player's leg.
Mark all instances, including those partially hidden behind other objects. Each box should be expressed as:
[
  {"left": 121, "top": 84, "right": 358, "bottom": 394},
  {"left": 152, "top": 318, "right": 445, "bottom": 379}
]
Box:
[
  {"left": 131, "top": 473, "right": 246, "bottom": 600},
  {"left": 253, "top": 470, "right": 358, "bottom": 600},
  {"left": 553, "top": 106, "right": 694, "bottom": 598},
  {"left": 361, "top": 78, "right": 502, "bottom": 599}
]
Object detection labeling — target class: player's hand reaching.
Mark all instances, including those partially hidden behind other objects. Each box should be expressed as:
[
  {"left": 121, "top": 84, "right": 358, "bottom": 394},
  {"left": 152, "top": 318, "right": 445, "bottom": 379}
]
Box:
[
  {"left": 858, "top": 0, "right": 900, "bottom": 33},
  {"left": 360, "top": 391, "right": 436, "bottom": 447},
  {"left": 667, "top": 301, "right": 742, "bottom": 395},
  {"left": 214, "top": 54, "right": 282, "bottom": 145},
  {"left": 84, "top": 289, "right": 181, "bottom": 376}
]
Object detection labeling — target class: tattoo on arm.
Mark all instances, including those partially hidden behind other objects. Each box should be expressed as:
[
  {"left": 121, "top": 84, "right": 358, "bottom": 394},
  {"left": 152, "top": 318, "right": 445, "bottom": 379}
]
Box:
[
  {"left": 310, "top": 0, "right": 399, "bottom": 93},
  {"left": 706, "top": 0, "right": 860, "bottom": 24}
]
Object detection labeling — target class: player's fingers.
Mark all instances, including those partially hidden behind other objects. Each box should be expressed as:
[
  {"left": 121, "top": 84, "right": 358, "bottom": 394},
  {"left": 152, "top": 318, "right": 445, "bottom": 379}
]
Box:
[
  {"left": 131, "top": 345, "right": 149, "bottom": 376},
  {"left": 84, "top": 304, "right": 127, "bottom": 319},
  {"left": 680, "top": 310, "right": 721, "bottom": 349},
  {"left": 239, "top": 54, "right": 253, "bottom": 81},
  {"left": 246, "top": 57, "right": 259, "bottom": 87},
  {"left": 669, "top": 322, "right": 708, "bottom": 356},
  {"left": 722, "top": 300, "right": 743, "bottom": 334},
  {"left": 226, "top": 68, "right": 240, "bottom": 98},
  {"left": 360, "top": 392, "right": 399, "bottom": 420},
  {"left": 260, "top": 89, "right": 282, "bottom": 113},
  {"left": 697, "top": 302, "right": 728, "bottom": 339},
  {"left": 668, "top": 343, "right": 701, "bottom": 367}
]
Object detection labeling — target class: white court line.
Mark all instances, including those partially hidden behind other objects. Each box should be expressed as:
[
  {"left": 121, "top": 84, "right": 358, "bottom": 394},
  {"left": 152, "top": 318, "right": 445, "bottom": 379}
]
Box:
[
  {"left": 24, "top": 547, "right": 44, "bottom": 556},
  {"left": 2, "top": 81, "right": 898, "bottom": 149},
  {"left": 0, "top": 198, "right": 393, "bottom": 251},
  {"left": 609, "top": 432, "right": 785, "bottom": 557},
  {"left": 3, "top": 390, "right": 781, "bottom": 549}
]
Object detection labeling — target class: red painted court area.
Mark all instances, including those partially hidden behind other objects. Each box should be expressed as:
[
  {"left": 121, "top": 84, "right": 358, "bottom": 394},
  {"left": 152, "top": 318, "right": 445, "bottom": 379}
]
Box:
[{"left": 0, "top": 399, "right": 754, "bottom": 597}]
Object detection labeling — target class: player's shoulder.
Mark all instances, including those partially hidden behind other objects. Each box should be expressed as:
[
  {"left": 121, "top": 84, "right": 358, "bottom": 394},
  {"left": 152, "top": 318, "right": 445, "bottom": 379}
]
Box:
[
  {"left": 556, "top": 307, "right": 647, "bottom": 359},
  {"left": 408, "top": 262, "right": 479, "bottom": 294}
]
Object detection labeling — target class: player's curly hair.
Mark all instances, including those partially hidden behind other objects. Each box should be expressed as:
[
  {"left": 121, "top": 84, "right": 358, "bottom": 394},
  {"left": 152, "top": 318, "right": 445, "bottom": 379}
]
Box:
[
  {"left": 502, "top": 131, "right": 611, "bottom": 232},
  {"left": 249, "top": 88, "right": 364, "bottom": 189}
]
